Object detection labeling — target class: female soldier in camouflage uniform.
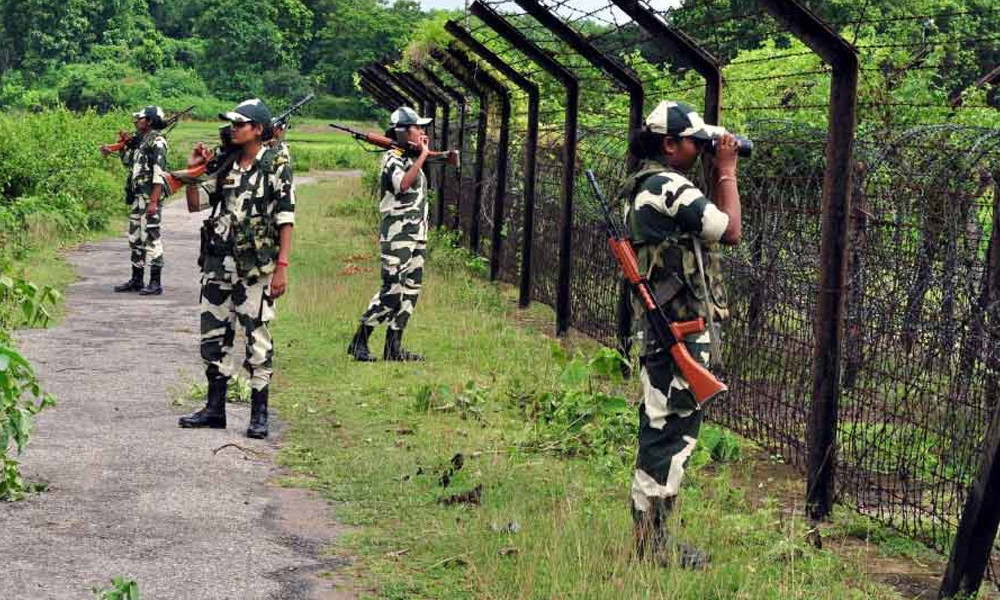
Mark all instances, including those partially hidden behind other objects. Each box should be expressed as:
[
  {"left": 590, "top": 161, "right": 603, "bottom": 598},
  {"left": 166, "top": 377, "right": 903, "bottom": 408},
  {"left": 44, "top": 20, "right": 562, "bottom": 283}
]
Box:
[
  {"left": 178, "top": 99, "right": 295, "bottom": 440},
  {"left": 103, "top": 106, "right": 169, "bottom": 295},
  {"left": 622, "top": 101, "right": 742, "bottom": 568},
  {"left": 347, "top": 106, "right": 439, "bottom": 362}
]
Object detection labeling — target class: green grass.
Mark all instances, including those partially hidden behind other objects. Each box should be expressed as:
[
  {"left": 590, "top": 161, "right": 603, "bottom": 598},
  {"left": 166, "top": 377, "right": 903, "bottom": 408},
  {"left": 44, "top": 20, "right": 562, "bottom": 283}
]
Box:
[{"left": 269, "top": 174, "right": 909, "bottom": 599}]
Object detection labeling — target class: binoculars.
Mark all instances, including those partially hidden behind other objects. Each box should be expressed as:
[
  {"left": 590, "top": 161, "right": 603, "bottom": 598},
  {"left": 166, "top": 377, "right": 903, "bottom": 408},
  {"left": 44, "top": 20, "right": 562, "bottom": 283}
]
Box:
[{"left": 704, "top": 134, "right": 753, "bottom": 158}]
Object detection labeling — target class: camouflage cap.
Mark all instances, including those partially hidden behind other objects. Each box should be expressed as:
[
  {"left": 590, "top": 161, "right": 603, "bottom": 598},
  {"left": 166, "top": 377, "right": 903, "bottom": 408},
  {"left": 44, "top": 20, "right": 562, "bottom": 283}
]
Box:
[
  {"left": 220, "top": 98, "right": 272, "bottom": 124},
  {"left": 390, "top": 106, "right": 433, "bottom": 127},
  {"left": 644, "top": 100, "right": 726, "bottom": 140},
  {"left": 133, "top": 106, "right": 165, "bottom": 122}
]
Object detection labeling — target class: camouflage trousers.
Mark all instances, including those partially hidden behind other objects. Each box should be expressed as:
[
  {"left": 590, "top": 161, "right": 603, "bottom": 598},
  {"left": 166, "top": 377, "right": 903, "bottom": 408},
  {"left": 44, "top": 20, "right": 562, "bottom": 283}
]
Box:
[
  {"left": 200, "top": 272, "right": 275, "bottom": 392},
  {"left": 128, "top": 195, "right": 164, "bottom": 269},
  {"left": 631, "top": 329, "right": 715, "bottom": 521},
  {"left": 360, "top": 221, "right": 426, "bottom": 331}
]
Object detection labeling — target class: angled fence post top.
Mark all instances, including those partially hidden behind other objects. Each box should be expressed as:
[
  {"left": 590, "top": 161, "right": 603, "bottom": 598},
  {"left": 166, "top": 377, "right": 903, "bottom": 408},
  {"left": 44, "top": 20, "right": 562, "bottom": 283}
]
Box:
[
  {"left": 430, "top": 48, "right": 486, "bottom": 96},
  {"left": 444, "top": 44, "right": 509, "bottom": 98},
  {"left": 423, "top": 67, "right": 466, "bottom": 106},
  {"left": 444, "top": 20, "right": 538, "bottom": 96},
  {"left": 755, "top": 0, "right": 858, "bottom": 69},
  {"left": 360, "top": 67, "right": 408, "bottom": 108},
  {"left": 366, "top": 64, "right": 416, "bottom": 106},
  {"left": 469, "top": 1, "right": 577, "bottom": 88},
  {"left": 513, "top": 0, "right": 642, "bottom": 97},
  {"left": 608, "top": 0, "right": 720, "bottom": 82}
]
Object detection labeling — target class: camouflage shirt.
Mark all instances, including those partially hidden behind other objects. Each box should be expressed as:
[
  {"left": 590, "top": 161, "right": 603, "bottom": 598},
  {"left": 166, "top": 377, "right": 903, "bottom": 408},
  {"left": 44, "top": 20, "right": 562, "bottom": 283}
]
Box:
[
  {"left": 196, "top": 146, "right": 295, "bottom": 282},
  {"left": 380, "top": 149, "right": 428, "bottom": 234},
  {"left": 622, "top": 159, "right": 731, "bottom": 355},
  {"left": 120, "top": 130, "right": 169, "bottom": 200}
]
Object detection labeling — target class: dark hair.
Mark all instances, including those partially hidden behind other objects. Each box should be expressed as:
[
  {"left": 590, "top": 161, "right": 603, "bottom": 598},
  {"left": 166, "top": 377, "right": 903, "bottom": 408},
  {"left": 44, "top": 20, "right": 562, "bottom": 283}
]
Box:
[{"left": 629, "top": 127, "right": 667, "bottom": 160}]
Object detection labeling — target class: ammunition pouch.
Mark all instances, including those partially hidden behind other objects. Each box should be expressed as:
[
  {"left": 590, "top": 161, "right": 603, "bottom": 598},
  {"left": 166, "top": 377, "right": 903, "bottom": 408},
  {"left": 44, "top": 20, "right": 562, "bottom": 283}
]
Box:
[
  {"left": 233, "top": 214, "right": 278, "bottom": 279},
  {"left": 198, "top": 216, "right": 232, "bottom": 269}
]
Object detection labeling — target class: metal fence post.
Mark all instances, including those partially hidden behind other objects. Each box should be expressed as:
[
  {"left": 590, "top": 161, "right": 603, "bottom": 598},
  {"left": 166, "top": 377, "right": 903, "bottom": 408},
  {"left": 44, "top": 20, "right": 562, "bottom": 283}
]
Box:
[
  {"left": 939, "top": 172, "right": 1000, "bottom": 599},
  {"left": 445, "top": 20, "right": 540, "bottom": 307},
  {"left": 432, "top": 49, "right": 490, "bottom": 251},
  {"left": 369, "top": 64, "right": 418, "bottom": 108},
  {"left": 470, "top": 0, "right": 579, "bottom": 336},
  {"left": 360, "top": 67, "right": 409, "bottom": 108},
  {"left": 414, "top": 72, "right": 455, "bottom": 229},
  {"left": 755, "top": 0, "right": 859, "bottom": 520},
  {"left": 444, "top": 44, "right": 513, "bottom": 279},
  {"left": 424, "top": 67, "right": 466, "bottom": 229}
]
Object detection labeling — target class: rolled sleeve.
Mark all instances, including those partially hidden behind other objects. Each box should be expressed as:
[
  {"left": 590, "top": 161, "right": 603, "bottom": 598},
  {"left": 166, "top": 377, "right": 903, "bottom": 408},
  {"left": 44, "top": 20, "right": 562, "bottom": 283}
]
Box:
[
  {"left": 151, "top": 138, "right": 170, "bottom": 189},
  {"left": 195, "top": 177, "right": 218, "bottom": 212},
  {"left": 272, "top": 161, "right": 295, "bottom": 227},
  {"left": 383, "top": 154, "right": 407, "bottom": 194}
]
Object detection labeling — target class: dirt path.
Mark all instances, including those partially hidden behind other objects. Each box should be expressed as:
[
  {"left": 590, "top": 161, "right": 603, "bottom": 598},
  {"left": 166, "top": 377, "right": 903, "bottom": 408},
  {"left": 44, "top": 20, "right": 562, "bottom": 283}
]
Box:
[{"left": 1, "top": 174, "right": 358, "bottom": 599}]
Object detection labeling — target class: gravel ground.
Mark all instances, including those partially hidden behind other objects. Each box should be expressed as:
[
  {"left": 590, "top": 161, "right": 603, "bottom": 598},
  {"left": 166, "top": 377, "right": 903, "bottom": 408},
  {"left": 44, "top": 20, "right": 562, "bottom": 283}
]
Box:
[{"left": 2, "top": 186, "right": 355, "bottom": 600}]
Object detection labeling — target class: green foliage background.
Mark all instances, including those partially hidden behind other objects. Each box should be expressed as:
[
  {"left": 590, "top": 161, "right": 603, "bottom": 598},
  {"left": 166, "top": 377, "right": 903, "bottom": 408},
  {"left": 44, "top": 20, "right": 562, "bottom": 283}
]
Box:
[{"left": 0, "top": 0, "right": 452, "bottom": 117}]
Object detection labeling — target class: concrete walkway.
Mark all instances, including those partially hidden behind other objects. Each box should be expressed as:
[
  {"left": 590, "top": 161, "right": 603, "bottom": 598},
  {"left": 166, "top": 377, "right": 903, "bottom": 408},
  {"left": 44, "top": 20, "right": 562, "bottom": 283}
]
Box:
[{"left": 1, "top": 183, "right": 354, "bottom": 599}]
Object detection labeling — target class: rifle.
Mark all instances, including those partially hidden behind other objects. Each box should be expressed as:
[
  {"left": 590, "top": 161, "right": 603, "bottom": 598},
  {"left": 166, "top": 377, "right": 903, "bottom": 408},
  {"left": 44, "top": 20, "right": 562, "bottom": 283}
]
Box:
[
  {"left": 100, "top": 105, "right": 195, "bottom": 153},
  {"left": 585, "top": 169, "right": 727, "bottom": 406},
  {"left": 329, "top": 123, "right": 459, "bottom": 165},
  {"left": 165, "top": 95, "right": 319, "bottom": 194},
  {"left": 271, "top": 93, "right": 315, "bottom": 131}
]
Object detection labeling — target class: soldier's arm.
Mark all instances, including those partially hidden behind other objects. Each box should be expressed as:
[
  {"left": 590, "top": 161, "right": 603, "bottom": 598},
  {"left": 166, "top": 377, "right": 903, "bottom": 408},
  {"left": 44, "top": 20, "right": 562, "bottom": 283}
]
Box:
[
  {"left": 634, "top": 172, "right": 730, "bottom": 244},
  {"left": 712, "top": 134, "right": 742, "bottom": 245},
  {"left": 149, "top": 138, "right": 169, "bottom": 207},
  {"left": 271, "top": 161, "right": 295, "bottom": 298}
]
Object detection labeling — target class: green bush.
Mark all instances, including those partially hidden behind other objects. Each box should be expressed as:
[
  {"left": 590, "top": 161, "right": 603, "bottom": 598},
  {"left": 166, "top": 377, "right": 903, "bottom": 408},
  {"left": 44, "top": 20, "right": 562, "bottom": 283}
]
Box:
[{"left": 0, "top": 109, "right": 127, "bottom": 263}]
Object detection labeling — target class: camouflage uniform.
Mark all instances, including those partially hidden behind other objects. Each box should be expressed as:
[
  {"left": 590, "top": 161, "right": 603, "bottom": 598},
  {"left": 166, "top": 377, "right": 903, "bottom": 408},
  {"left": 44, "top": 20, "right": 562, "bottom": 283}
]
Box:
[
  {"left": 359, "top": 147, "right": 428, "bottom": 332},
  {"left": 623, "top": 158, "right": 730, "bottom": 516},
  {"left": 121, "top": 130, "right": 169, "bottom": 269},
  {"left": 195, "top": 145, "right": 295, "bottom": 392}
]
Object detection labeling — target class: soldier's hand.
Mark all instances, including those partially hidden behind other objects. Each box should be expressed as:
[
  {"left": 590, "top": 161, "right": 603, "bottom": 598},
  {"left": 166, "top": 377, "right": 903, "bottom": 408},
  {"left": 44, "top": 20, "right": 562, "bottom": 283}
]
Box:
[
  {"left": 100, "top": 145, "right": 111, "bottom": 158},
  {"left": 188, "top": 143, "right": 209, "bottom": 168},
  {"left": 270, "top": 267, "right": 288, "bottom": 299},
  {"left": 714, "top": 133, "right": 739, "bottom": 173},
  {"left": 145, "top": 201, "right": 158, "bottom": 216},
  {"left": 446, "top": 149, "right": 460, "bottom": 166},
  {"left": 418, "top": 135, "right": 430, "bottom": 157}
]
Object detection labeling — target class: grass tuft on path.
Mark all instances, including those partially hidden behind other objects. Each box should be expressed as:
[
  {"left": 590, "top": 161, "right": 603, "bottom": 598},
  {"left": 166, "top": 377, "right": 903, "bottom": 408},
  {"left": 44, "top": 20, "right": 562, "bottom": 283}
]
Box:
[{"left": 272, "top": 174, "right": 906, "bottom": 599}]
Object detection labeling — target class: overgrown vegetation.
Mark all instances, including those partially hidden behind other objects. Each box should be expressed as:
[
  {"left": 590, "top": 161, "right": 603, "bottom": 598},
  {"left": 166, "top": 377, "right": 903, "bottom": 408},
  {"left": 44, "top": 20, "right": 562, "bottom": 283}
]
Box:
[
  {"left": 0, "top": 275, "right": 58, "bottom": 500},
  {"left": 270, "top": 173, "right": 912, "bottom": 598},
  {"left": 0, "top": 0, "right": 457, "bottom": 118},
  {"left": 0, "top": 109, "right": 128, "bottom": 271}
]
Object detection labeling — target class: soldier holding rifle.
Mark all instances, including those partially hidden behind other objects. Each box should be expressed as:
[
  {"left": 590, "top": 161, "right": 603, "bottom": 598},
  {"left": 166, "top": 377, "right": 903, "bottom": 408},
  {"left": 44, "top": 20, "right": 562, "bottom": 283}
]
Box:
[
  {"left": 344, "top": 106, "right": 458, "bottom": 362},
  {"left": 102, "top": 106, "right": 170, "bottom": 295},
  {"left": 618, "top": 100, "right": 743, "bottom": 568},
  {"left": 177, "top": 99, "right": 295, "bottom": 440}
]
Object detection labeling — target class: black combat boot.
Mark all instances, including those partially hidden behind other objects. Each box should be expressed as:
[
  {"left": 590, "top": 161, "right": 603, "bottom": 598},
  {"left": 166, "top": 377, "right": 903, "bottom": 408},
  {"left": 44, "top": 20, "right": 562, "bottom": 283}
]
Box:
[
  {"left": 246, "top": 387, "right": 269, "bottom": 439},
  {"left": 178, "top": 375, "right": 227, "bottom": 429},
  {"left": 383, "top": 328, "right": 424, "bottom": 362},
  {"left": 347, "top": 324, "right": 377, "bottom": 362},
  {"left": 633, "top": 496, "right": 710, "bottom": 570},
  {"left": 139, "top": 265, "right": 163, "bottom": 296},
  {"left": 114, "top": 266, "right": 144, "bottom": 292}
]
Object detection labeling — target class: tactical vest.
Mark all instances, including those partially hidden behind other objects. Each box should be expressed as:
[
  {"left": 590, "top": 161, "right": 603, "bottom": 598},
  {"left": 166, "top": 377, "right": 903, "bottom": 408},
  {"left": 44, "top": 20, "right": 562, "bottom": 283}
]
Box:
[
  {"left": 201, "top": 146, "right": 282, "bottom": 283},
  {"left": 620, "top": 160, "right": 730, "bottom": 353},
  {"left": 125, "top": 130, "right": 165, "bottom": 200}
]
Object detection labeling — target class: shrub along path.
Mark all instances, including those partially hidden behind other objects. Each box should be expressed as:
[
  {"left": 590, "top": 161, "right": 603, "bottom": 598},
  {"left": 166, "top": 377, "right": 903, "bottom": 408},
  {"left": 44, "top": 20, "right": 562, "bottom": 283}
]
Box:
[{"left": 0, "top": 179, "right": 358, "bottom": 599}]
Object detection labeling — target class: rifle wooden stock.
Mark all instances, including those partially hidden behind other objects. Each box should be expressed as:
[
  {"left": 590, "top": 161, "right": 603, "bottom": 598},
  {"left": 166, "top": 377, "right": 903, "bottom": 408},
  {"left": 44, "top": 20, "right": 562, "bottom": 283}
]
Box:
[
  {"left": 165, "top": 161, "right": 210, "bottom": 195},
  {"left": 587, "top": 169, "right": 727, "bottom": 406}
]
